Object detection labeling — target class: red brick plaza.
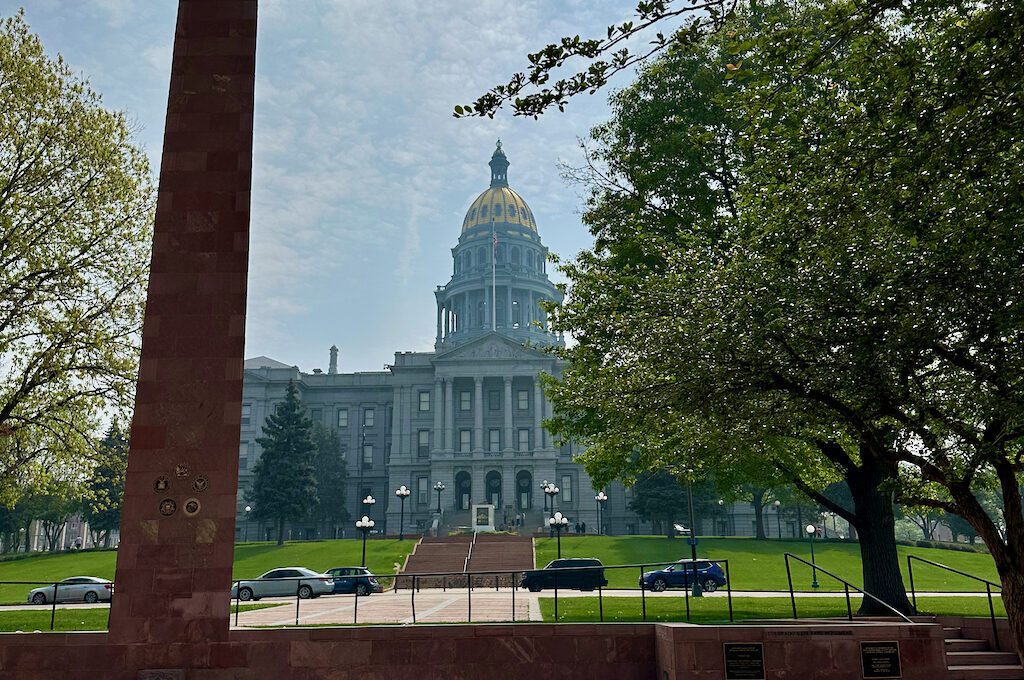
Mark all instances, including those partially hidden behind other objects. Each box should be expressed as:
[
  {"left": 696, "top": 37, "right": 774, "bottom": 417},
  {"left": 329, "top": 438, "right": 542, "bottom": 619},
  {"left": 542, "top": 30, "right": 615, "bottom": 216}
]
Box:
[{"left": 0, "top": 2, "right": 959, "bottom": 678}]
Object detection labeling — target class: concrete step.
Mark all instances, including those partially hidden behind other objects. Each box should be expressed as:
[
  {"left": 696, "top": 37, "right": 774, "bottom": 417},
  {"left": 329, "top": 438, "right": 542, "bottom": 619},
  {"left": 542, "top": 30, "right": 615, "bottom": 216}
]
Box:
[
  {"left": 947, "top": 639, "right": 992, "bottom": 652},
  {"left": 948, "top": 652, "right": 1023, "bottom": 667},
  {"left": 946, "top": 665, "right": 1024, "bottom": 680},
  {"left": 945, "top": 627, "right": 965, "bottom": 639}
]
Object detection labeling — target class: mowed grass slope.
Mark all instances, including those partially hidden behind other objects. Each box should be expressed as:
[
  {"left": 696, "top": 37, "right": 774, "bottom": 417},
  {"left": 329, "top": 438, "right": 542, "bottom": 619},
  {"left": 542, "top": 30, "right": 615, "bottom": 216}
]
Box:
[
  {"left": 539, "top": 595, "right": 1007, "bottom": 623},
  {"left": 533, "top": 536, "right": 999, "bottom": 592},
  {"left": 0, "top": 539, "right": 416, "bottom": 605}
]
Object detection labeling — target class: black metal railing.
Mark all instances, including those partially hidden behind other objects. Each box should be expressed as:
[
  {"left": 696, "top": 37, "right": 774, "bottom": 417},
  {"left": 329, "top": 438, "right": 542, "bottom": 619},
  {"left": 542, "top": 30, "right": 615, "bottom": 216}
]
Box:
[
  {"left": 0, "top": 579, "right": 113, "bottom": 631},
  {"left": 784, "top": 553, "right": 913, "bottom": 623},
  {"left": 907, "top": 554, "right": 1003, "bottom": 650}
]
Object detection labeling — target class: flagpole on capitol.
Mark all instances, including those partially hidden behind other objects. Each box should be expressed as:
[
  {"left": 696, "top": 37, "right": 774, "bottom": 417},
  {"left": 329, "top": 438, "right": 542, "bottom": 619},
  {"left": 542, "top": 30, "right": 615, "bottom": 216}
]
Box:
[{"left": 491, "top": 217, "right": 497, "bottom": 332}]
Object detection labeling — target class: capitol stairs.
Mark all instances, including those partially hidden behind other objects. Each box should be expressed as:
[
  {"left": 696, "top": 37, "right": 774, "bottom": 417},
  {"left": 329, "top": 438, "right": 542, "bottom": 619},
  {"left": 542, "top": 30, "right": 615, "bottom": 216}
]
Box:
[{"left": 396, "top": 533, "right": 535, "bottom": 588}]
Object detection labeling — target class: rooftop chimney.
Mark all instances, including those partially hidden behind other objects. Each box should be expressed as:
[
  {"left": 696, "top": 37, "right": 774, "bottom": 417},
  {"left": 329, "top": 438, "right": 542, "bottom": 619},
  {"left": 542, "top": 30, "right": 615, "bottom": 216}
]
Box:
[{"left": 328, "top": 345, "right": 339, "bottom": 374}]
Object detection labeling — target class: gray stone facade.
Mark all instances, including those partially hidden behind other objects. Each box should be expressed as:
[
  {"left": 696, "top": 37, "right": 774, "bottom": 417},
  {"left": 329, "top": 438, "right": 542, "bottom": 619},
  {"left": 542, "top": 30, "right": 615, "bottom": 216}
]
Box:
[{"left": 237, "top": 144, "right": 649, "bottom": 540}]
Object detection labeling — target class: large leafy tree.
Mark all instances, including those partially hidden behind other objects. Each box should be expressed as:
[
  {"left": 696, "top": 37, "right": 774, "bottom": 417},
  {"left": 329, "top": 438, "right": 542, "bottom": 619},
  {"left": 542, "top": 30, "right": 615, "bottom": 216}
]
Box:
[
  {"left": 307, "top": 423, "right": 348, "bottom": 538},
  {"left": 246, "top": 381, "right": 318, "bottom": 546},
  {"left": 82, "top": 422, "right": 128, "bottom": 548},
  {"left": 545, "top": 0, "right": 1024, "bottom": 634},
  {"left": 0, "top": 11, "right": 153, "bottom": 496}
]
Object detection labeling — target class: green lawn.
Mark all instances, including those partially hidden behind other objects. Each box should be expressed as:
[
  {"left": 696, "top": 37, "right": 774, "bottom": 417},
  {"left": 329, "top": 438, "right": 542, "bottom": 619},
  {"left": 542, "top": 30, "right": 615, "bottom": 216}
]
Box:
[
  {"left": 0, "top": 539, "right": 416, "bottom": 605},
  {"left": 534, "top": 536, "right": 998, "bottom": 592},
  {"left": 538, "top": 595, "right": 1007, "bottom": 623},
  {"left": 0, "top": 602, "right": 282, "bottom": 632}
]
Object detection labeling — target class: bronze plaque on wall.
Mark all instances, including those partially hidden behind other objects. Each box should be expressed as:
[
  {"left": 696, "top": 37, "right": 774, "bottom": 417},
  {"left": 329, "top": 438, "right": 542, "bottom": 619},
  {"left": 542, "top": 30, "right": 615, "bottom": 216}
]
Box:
[
  {"left": 724, "top": 643, "right": 765, "bottom": 680},
  {"left": 861, "top": 641, "right": 901, "bottom": 678}
]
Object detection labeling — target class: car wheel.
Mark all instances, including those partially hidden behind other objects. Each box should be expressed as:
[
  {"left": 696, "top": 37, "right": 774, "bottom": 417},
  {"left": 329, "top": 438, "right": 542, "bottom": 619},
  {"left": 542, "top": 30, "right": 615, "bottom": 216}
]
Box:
[
  {"left": 297, "top": 585, "right": 313, "bottom": 599},
  {"left": 356, "top": 584, "right": 369, "bottom": 596},
  {"left": 238, "top": 587, "right": 254, "bottom": 602},
  {"left": 32, "top": 592, "right": 46, "bottom": 605},
  {"left": 528, "top": 585, "right": 541, "bottom": 593},
  {"left": 651, "top": 578, "right": 668, "bottom": 593},
  {"left": 84, "top": 591, "right": 98, "bottom": 604},
  {"left": 702, "top": 578, "right": 718, "bottom": 593}
]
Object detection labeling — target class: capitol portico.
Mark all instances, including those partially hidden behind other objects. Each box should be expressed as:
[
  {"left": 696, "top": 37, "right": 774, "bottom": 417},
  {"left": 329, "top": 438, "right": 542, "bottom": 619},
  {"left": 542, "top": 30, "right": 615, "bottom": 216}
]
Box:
[{"left": 238, "top": 143, "right": 648, "bottom": 538}]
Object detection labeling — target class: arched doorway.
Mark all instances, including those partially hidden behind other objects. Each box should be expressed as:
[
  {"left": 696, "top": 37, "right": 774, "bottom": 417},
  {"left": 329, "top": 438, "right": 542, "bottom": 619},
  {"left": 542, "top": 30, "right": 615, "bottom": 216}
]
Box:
[
  {"left": 455, "top": 470, "right": 472, "bottom": 510},
  {"left": 516, "top": 470, "right": 532, "bottom": 510},
  {"left": 485, "top": 470, "right": 502, "bottom": 507}
]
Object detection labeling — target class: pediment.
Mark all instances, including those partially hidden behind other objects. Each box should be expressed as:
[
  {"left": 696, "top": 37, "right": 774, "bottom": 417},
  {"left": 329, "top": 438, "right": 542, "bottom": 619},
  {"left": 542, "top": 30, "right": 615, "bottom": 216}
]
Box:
[{"left": 433, "top": 333, "right": 552, "bottom": 363}]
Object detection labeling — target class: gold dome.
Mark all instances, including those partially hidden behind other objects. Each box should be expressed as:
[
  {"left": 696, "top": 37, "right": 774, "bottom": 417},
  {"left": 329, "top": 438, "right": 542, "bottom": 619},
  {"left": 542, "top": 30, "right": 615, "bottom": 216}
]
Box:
[{"left": 462, "top": 186, "right": 538, "bottom": 233}]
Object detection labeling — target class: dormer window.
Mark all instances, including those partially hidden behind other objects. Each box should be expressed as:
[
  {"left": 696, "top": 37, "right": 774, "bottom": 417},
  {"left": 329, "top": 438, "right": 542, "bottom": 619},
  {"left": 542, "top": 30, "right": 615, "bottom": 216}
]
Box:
[
  {"left": 494, "top": 204, "right": 502, "bottom": 216},
  {"left": 480, "top": 205, "right": 488, "bottom": 217},
  {"left": 508, "top": 205, "right": 516, "bottom": 217}
]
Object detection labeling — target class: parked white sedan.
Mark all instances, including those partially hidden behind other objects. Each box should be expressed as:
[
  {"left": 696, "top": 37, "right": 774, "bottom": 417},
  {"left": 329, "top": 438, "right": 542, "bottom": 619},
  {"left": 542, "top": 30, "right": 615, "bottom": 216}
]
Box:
[
  {"left": 28, "top": 576, "right": 113, "bottom": 604},
  {"left": 230, "top": 567, "right": 333, "bottom": 601}
]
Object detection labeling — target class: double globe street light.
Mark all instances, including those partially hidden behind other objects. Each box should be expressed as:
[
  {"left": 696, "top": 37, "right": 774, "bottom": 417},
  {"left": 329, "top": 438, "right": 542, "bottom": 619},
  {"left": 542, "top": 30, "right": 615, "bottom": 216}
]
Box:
[
  {"left": 549, "top": 511, "right": 569, "bottom": 558},
  {"left": 356, "top": 516, "right": 375, "bottom": 567},
  {"left": 395, "top": 485, "right": 411, "bottom": 541},
  {"left": 543, "top": 483, "right": 560, "bottom": 537},
  {"left": 595, "top": 491, "right": 608, "bottom": 536},
  {"left": 433, "top": 481, "right": 445, "bottom": 514}
]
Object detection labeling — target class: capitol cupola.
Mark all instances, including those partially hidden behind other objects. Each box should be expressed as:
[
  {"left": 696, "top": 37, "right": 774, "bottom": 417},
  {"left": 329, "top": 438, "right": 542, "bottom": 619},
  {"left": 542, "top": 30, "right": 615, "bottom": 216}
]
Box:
[{"left": 434, "top": 142, "right": 564, "bottom": 350}]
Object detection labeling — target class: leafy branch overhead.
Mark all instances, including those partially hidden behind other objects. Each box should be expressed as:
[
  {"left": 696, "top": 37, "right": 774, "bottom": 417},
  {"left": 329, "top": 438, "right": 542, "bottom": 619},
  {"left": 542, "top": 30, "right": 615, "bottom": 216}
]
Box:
[{"left": 453, "top": 0, "right": 901, "bottom": 118}]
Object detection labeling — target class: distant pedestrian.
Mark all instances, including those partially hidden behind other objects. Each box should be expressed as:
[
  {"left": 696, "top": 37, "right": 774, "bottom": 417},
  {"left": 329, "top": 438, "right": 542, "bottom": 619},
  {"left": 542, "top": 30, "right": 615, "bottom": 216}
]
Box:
[
  {"left": 574, "top": 522, "right": 581, "bottom": 534},
  {"left": 581, "top": 521, "right": 587, "bottom": 534}
]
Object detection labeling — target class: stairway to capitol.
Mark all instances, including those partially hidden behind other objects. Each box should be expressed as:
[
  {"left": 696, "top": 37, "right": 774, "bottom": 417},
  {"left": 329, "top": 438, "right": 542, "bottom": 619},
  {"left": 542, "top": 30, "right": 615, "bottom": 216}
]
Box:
[{"left": 396, "top": 533, "right": 535, "bottom": 588}]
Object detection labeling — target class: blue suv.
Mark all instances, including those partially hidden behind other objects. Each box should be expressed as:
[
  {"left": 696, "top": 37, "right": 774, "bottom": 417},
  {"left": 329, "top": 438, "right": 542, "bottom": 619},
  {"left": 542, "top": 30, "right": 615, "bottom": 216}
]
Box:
[{"left": 639, "top": 560, "right": 727, "bottom": 592}]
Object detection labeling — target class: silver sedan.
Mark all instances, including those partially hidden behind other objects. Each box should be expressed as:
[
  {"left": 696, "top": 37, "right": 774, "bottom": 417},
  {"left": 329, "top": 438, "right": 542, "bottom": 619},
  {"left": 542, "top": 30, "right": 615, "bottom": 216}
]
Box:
[
  {"left": 230, "top": 567, "right": 334, "bottom": 601},
  {"left": 28, "top": 576, "right": 113, "bottom": 604}
]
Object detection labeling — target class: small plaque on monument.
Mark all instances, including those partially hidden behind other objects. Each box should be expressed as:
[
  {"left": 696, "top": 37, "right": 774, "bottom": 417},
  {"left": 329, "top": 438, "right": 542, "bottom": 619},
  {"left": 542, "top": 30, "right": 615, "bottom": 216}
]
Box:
[
  {"left": 861, "top": 641, "right": 901, "bottom": 678},
  {"left": 723, "top": 643, "right": 765, "bottom": 680}
]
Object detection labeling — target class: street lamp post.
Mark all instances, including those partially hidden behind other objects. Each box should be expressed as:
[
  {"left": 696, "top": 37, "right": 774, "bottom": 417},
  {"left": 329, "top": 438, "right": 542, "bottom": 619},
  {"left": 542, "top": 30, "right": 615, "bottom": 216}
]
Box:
[
  {"left": 356, "top": 516, "right": 375, "bottom": 567},
  {"left": 362, "top": 495, "right": 376, "bottom": 524},
  {"left": 244, "top": 505, "right": 251, "bottom": 542},
  {"left": 685, "top": 471, "right": 702, "bottom": 598},
  {"left": 806, "top": 524, "right": 820, "bottom": 588},
  {"left": 595, "top": 491, "right": 608, "bottom": 535},
  {"left": 717, "top": 499, "right": 727, "bottom": 536},
  {"left": 549, "top": 511, "right": 569, "bottom": 558},
  {"left": 773, "top": 500, "right": 781, "bottom": 539},
  {"left": 543, "top": 483, "right": 560, "bottom": 537},
  {"left": 540, "top": 480, "right": 550, "bottom": 511},
  {"left": 395, "top": 485, "right": 411, "bottom": 541},
  {"left": 433, "top": 481, "right": 445, "bottom": 514}
]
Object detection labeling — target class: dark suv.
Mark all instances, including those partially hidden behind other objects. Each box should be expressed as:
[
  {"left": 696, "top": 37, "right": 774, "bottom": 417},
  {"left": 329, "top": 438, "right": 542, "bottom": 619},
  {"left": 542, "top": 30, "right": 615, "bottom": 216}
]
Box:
[
  {"left": 521, "top": 558, "right": 608, "bottom": 592},
  {"left": 326, "top": 566, "right": 382, "bottom": 595},
  {"left": 639, "top": 560, "right": 726, "bottom": 593}
]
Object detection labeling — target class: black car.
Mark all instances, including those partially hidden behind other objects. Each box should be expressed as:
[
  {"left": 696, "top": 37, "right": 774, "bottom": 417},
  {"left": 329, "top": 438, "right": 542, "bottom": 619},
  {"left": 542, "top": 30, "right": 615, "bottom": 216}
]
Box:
[
  {"left": 520, "top": 558, "right": 608, "bottom": 592},
  {"left": 326, "top": 566, "right": 382, "bottom": 595}
]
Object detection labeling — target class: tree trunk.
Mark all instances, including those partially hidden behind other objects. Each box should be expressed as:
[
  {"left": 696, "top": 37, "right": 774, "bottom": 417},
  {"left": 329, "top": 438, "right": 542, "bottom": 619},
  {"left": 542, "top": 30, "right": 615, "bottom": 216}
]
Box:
[
  {"left": 997, "top": 557, "right": 1024, "bottom": 657},
  {"left": 663, "top": 516, "right": 674, "bottom": 539},
  {"left": 847, "top": 459, "right": 914, "bottom": 616},
  {"left": 752, "top": 489, "right": 767, "bottom": 540},
  {"left": 276, "top": 518, "right": 285, "bottom": 546},
  {"left": 23, "top": 519, "right": 31, "bottom": 552}
]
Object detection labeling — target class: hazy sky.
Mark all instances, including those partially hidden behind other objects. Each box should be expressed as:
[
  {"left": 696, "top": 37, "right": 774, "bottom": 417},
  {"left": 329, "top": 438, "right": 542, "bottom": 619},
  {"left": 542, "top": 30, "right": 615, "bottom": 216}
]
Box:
[{"left": 18, "top": 0, "right": 645, "bottom": 372}]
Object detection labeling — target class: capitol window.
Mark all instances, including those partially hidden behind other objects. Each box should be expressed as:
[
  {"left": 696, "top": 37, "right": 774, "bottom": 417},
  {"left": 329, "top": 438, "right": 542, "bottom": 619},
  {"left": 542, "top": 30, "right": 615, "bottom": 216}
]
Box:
[
  {"left": 241, "top": 403, "right": 251, "bottom": 425},
  {"left": 460, "top": 391, "right": 471, "bottom": 411},
  {"left": 460, "top": 429, "right": 471, "bottom": 452},
  {"left": 419, "top": 391, "right": 430, "bottom": 411},
  {"left": 517, "top": 390, "right": 529, "bottom": 410},
  {"left": 488, "top": 390, "right": 500, "bottom": 410},
  {"left": 489, "top": 429, "right": 500, "bottom": 452},
  {"left": 364, "top": 408, "right": 375, "bottom": 427},
  {"left": 517, "top": 429, "right": 530, "bottom": 451},
  {"left": 362, "top": 444, "right": 373, "bottom": 466},
  {"left": 337, "top": 408, "right": 348, "bottom": 428},
  {"left": 418, "top": 430, "right": 430, "bottom": 457}
]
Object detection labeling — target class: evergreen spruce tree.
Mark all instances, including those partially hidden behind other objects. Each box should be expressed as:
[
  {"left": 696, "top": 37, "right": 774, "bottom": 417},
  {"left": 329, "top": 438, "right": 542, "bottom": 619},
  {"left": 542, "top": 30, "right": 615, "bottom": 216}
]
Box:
[
  {"left": 247, "top": 381, "right": 318, "bottom": 545},
  {"left": 308, "top": 423, "right": 348, "bottom": 538}
]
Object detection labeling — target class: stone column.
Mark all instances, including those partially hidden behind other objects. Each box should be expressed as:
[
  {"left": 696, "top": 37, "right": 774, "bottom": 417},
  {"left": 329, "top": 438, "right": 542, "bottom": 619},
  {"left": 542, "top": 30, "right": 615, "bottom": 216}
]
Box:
[
  {"left": 390, "top": 385, "right": 403, "bottom": 458},
  {"left": 436, "top": 301, "right": 443, "bottom": 345},
  {"left": 473, "top": 376, "right": 484, "bottom": 451},
  {"left": 444, "top": 378, "right": 454, "bottom": 451},
  {"left": 108, "top": 0, "right": 257, "bottom": 646},
  {"left": 533, "top": 379, "right": 544, "bottom": 451},
  {"left": 503, "top": 376, "right": 514, "bottom": 451},
  {"left": 432, "top": 378, "right": 443, "bottom": 451}
]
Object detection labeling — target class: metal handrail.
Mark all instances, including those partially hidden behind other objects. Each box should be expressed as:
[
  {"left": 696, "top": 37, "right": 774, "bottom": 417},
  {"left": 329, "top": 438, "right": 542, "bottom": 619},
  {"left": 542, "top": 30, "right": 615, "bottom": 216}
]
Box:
[
  {"left": 784, "top": 552, "right": 914, "bottom": 623},
  {"left": 907, "top": 555, "right": 1002, "bottom": 650}
]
